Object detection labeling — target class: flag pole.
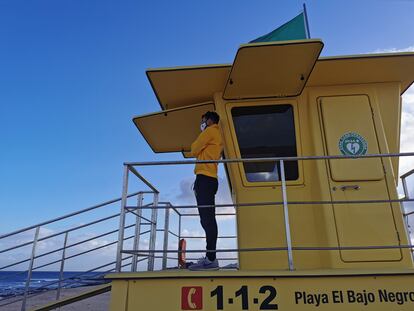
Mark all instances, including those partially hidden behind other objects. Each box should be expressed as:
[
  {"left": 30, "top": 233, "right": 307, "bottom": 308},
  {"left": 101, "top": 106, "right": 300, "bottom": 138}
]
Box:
[{"left": 303, "top": 3, "right": 311, "bottom": 38}]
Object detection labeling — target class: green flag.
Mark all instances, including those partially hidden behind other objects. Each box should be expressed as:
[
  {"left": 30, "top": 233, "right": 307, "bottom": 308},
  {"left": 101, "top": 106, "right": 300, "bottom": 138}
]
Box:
[{"left": 250, "top": 12, "right": 309, "bottom": 43}]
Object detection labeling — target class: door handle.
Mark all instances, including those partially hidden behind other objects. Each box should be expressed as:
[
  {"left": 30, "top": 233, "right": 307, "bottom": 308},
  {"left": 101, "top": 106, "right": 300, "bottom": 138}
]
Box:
[{"left": 333, "top": 185, "right": 360, "bottom": 191}]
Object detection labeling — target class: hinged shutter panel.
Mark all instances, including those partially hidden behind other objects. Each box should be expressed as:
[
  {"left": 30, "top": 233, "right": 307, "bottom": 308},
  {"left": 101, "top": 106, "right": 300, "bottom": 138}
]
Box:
[
  {"left": 223, "top": 39, "right": 323, "bottom": 100},
  {"left": 133, "top": 102, "right": 215, "bottom": 153}
]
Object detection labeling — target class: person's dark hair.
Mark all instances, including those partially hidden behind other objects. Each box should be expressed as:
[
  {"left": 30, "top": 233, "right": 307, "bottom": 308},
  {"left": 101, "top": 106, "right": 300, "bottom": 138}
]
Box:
[{"left": 203, "top": 111, "right": 220, "bottom": 124}]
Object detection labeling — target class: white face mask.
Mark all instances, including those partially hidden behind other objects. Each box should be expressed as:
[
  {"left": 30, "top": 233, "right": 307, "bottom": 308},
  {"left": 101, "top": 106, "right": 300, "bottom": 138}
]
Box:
[{"left": 200, "top": 122, "right": 207, "bottom": 132}]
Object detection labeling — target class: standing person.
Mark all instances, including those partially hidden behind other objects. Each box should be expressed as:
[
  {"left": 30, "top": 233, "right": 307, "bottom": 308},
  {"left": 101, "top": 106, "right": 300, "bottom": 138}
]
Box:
[{"left": 188, "top": 111, "right": 223, "bottom": 271}]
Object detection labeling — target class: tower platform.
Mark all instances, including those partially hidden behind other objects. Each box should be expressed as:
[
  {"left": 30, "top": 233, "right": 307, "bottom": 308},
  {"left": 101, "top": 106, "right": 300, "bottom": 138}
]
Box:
[{"left": 107, "top": 269, "right": 414, "bottom": 310}]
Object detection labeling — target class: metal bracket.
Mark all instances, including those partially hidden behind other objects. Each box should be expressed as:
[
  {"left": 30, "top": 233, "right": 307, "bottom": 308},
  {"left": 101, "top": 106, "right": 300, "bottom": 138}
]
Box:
[{"left": 333, "top": 185, "right": 360, "bottom": 191}]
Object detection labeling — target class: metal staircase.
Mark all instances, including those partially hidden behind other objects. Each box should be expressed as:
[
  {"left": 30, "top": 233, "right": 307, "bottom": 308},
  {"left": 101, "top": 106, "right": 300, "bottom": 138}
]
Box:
[
  {"left": 0, "top": 169, "right": 237, "bottom": 310},
  {"left": 0, "top": 171, "right": 163, "bottom": 310}
]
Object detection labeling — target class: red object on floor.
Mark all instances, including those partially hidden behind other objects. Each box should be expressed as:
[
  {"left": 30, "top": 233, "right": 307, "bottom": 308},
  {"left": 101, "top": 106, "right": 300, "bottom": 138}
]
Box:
[{"left": 178, "top": 238, "right": 186, "bottom": 269}]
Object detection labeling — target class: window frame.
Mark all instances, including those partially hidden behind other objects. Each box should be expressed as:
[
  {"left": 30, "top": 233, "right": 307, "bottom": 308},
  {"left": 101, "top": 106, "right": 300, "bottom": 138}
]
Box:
[{"left": 225, "top": 100, "right": 304, "bottom": 187}]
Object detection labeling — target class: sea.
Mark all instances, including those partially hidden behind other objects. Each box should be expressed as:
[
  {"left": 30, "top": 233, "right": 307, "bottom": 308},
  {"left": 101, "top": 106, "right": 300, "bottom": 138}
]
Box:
[{"left": 0, "top": 271, "right": 107, "bottom": 300}]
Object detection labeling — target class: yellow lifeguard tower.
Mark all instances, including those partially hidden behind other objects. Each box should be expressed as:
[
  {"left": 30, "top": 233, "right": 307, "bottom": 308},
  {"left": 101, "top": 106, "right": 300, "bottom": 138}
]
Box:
[{"left": 107, "top": 38, "right": 414, "bottom": 310}]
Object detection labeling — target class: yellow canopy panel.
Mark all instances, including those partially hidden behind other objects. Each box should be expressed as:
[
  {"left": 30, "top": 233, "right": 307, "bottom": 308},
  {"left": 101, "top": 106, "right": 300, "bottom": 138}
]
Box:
[
  {"left": 308, "top": 52, "right": 414, "bottom": 93},
  {"left": 133, "top": 102, "right": 215, "bottom": 153},
  {"left": 146, "top": 65, "right": 230, "bottom": 110},
  {"left": 223, "top": 39, "right": 324, "bottom": 100},
  {"left": 146, "top": 52, "right": 414, "bottom": 110}
]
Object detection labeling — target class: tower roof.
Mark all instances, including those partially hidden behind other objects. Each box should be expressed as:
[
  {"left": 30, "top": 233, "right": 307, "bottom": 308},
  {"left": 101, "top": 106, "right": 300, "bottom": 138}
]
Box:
[{"left": 147, "top": 40, "right": 414, "bottom": 110}]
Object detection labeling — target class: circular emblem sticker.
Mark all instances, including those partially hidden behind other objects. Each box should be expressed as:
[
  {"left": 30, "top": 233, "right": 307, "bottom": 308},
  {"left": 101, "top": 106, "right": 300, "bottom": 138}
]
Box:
[{"left": 338, "top": 132, "right": 368, "bottom": 156}]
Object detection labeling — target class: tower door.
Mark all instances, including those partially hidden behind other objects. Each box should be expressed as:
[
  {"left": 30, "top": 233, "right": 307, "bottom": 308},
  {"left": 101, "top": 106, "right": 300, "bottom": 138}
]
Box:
[{"left": 319, "top": 95, "right": 401, "bottom": 262}]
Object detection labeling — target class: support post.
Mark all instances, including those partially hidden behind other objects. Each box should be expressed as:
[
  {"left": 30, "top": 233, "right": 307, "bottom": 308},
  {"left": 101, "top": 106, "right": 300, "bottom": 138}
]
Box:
[
  {"left": 178, "top": 212, "right": 182, "bottom": 268},
  {"left": 280, "top": 160, "right": 294, "bottom": 271},
  {"left": 401, "top": 177, "right": 413, "bottom": 260},
  {"left": 147, "top": 192, "right": 159, "bottom": 271},
  {"left": 56, "top": 232, "right": 69, "bottom": 300},
  {"left": 402, "top": 177, "right": 410, "bottom": 200},
  {"left": 131, "top": 193, "right": 144, "bottom": 272},
  {"left": 116, "top": 165, "right": 129, "bottom": 272},
  {"left": 21, "top": 226, "right": 40, "bottom": 311},
  {"left": 162, "top": 204, "right": 171, "bottom": 270}
]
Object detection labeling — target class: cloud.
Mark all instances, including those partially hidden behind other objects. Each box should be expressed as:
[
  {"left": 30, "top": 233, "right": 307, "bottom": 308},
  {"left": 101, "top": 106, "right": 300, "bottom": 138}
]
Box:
[
  {"left": 174, "top": 175, "right": 232, "bottom": 205},
  {"left": 369, "top": 45, "right": 414, "bottom": 193},
  {"left": 385, "top": 45, "right": 414, "bottom": 242},
  {"left": 0, "top": 226, "right": 127, "bottom": 271},
  {"left": 171, "top": 175, "right": 235, "bottom": 219},
  {"left": 366, "top": 47, "right": 414, "bottom": 239},
  {"left": 181, "top": 228, "right": 203, "bottom": 237},
  {"left": 374, "top": 44, "right": 414, "bottom": 239},
  {"left": 175, "top": 177, "right": 197, "bottom": 204},
  {"left": 371, "top": 46, "right": 414, "bottom": 53}
]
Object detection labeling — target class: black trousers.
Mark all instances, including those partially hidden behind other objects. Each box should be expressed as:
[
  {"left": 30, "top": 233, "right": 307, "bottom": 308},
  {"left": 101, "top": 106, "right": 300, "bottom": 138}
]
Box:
[{"left": 194, "top": 174, "right": 218, "bottom": 261}]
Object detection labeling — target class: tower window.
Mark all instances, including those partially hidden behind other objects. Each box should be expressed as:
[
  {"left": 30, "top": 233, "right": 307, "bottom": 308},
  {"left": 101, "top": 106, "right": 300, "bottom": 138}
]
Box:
[{"left": 231, "top": 104, "right": 299, "bottom": 182}]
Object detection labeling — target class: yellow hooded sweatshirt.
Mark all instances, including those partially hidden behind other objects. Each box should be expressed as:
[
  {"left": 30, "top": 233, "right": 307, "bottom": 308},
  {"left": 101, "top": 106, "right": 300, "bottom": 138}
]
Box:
[{"left": 190, "top": 124, "right": 223, "bottom": 178}]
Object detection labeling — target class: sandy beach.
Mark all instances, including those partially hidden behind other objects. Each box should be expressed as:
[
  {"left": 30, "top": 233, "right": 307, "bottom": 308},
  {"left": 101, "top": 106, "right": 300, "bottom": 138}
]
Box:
[{"left": 1, "top": 285, "right": 110, "bottom": 311}]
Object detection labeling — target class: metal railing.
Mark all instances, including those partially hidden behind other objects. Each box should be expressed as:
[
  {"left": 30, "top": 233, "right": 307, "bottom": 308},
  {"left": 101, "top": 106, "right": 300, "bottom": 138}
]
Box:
[
  {"left": 3, "top": 152, "right": 414, "bottom": 310},
  {"left": 1, "top": 159, "right": 237, "bottom": 309},
  {"left": 401, "top": 168, "right": 414, "bottom": 259},
  {"left": 0, "top": 189, "right": 160, "bottom": 310},
  {"left": 115, "top": 165, "right": 238, "bottom": 273},
  {"left": 116, "top": 152, "right": 414, "bottom": 273}
]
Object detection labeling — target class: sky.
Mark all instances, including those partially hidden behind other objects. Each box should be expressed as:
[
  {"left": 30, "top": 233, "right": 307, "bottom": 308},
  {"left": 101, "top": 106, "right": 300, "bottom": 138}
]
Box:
[{"left": 1, "top": 0, "right": 414, "bottom": 271}]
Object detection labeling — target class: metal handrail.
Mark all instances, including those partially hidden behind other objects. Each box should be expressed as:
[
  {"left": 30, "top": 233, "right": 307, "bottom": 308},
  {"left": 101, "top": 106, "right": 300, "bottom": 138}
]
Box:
[
  {"left": 0, "top": 224, "right": 135, "bottom": 270},
  {"left": 0, "top": 213, "right": 121, "bottom": 255},
  {"left": 0, "top": 191, "right": 150, "bottom": 240},
  {"left": 9, "top": 192, "right": 414, "bottom": 271},
  {"left": 0, "top": 191, "right": 161, "bottom": 272},
  {"left": 124, "top": 151, "right": 414, "bottom": 166},
  {"left": 128, "top": 166, "right": 159, "bottom": 193},
  {"left": 124, "top": 244, "right": 414, "bottom": 255},
  {"left": 187, "top": 257, "right": 238, "bottom": 261},
  {"left": 158, "top": 201, "right": 182, "bottom": 215},
  {"left": 181, "top": 235, "right": 237, "bottom": 239},
  {"left": 123, "top": 198, "right": 414, "bottom": 211},
  {"left": 1, "top": 164, "right": 170, "bottom": 311},
  {"left": 116, "top": 152, "right": 414, "bottom": 274},
  {"left": 401, "top": 168, "right": 414, "bottom": 179},
  {"left": 405, "top": 211, "right": 414, "bottom": 217},
  {"left": 32, "top": 234, "right": 136, "bottom": 271},
  {"left": 0, "top": 187, "right": 162, "bottom": 311},
  {"left": 0, "top": 220, "right": 143, "bottom": 272},
  {"left": 181, "top": 212, "right": 236, "bottom": 216}
]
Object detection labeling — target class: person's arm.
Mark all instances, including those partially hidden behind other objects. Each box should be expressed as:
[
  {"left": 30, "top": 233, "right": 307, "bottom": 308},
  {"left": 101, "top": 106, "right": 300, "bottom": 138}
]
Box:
[{"left": 190, "top": 129, "right": 212, "bottom": 157}]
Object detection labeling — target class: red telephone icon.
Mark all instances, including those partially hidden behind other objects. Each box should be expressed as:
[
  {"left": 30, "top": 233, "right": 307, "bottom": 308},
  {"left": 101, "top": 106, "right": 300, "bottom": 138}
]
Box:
[
  {"left": 187, "top": 288, "right": 197, "bottom": 309},
  {"left": 181, "top": 286, "right": 203, "bottom": 310}
]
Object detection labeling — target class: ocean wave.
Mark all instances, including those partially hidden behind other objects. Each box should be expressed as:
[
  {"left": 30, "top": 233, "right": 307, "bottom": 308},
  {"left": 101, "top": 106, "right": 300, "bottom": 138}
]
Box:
[{"left": 0, "top": 271, "right": 107, "bottom": 298}]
